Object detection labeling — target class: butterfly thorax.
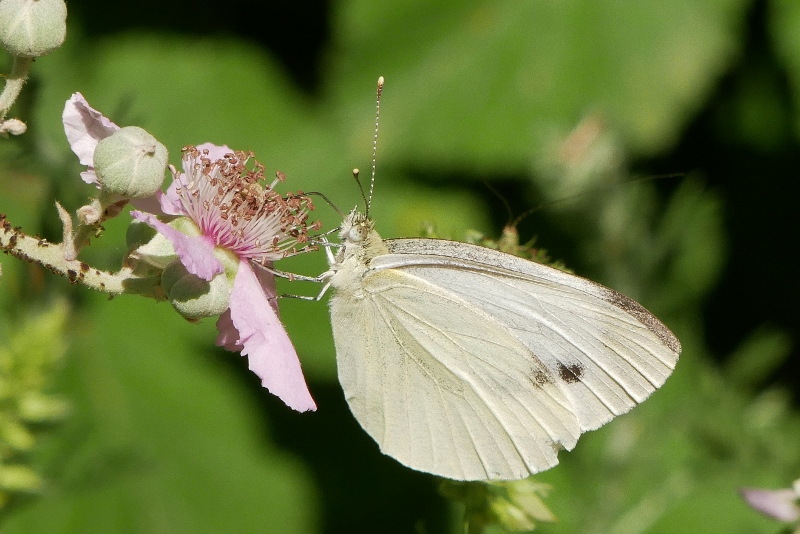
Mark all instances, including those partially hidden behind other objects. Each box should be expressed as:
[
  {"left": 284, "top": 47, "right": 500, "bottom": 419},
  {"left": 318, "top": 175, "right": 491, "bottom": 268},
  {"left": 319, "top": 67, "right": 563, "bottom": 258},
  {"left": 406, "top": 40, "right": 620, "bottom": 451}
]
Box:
[{"left": 329, "top": 211, "right": 389, "bottom": 296}]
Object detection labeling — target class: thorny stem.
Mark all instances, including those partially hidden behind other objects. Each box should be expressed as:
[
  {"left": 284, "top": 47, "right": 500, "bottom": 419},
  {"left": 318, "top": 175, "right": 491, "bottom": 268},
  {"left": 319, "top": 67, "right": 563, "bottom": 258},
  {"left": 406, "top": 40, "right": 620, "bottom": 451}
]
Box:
[
  {"left": 0, "top": 212, "right": 163, "bottom": 298},
  {"left": 0, "top": 56, "right": 33, "bottom": 122}
]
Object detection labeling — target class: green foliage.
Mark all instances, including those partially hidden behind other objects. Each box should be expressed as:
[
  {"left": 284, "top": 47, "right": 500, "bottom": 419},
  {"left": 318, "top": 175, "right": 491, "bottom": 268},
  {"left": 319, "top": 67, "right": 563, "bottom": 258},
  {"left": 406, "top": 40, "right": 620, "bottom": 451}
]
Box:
[
  {"left": 0, "top": 0, "right": 798, "bottom": 532},
  {"left": 1, "top": 296, "right": 318, "bottom": 534},
  {"left": 441, "top": 479, "right": 556, "bottom": 533},
  {"left": 0, "top": 302, "right": 69, "bottom": 507}
]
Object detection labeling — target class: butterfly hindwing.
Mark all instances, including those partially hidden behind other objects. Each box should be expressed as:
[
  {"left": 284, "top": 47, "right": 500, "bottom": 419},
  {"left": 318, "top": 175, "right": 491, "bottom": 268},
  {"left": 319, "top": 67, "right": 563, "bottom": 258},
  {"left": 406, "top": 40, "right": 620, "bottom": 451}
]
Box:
[{"left": 330, "top": 266, "right": 583, "bottom": 480}]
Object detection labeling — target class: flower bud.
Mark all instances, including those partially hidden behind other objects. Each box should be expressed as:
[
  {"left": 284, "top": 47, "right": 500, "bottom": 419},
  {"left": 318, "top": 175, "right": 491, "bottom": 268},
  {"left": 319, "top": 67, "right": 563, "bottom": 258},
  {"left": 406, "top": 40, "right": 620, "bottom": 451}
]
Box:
[
  {"left": 162, "top": 260, "right": 231, "bottom": 320},
  {"left": 126, "top": 219, "right": 177, "bottom": 269},
  {"left": 0, "top": 0, "right": 67, "bottom": 58},
  {"left": 0, "top": 118, "right": 27, "bottom": 136},
  {"left": 93, "top": 126, "right": 168, "bottom": 198},
  {"left": 76, "top": 199, "right": 101, "bottom": 225}
]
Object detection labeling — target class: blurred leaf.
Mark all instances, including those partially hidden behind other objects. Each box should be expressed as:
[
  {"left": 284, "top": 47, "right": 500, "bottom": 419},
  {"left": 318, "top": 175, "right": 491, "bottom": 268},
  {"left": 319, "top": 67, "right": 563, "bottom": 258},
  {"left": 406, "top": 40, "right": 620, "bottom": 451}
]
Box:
[
  {"left": 656, "top": 178, "right": 726, "bottom": 307},
  {"left": 726, "top": 326, "right": 793, "bottom": 391},
  {"left": 769, "top": 0, "right": 800, "bottom": 143},
  {"left": 0, "top": 465, "right": 41, "bottom": 493},
  {"left": 2, "top": 296, "right": 319, "bottom": 534},
  {"left": 0, "top": 303, "right": 68, "bottom": 509},
  {"left": 328, "top": 0, "right": 748, "bottom": 172},
  {"left": 710, "top": 62, "right": 792, "bottom": 150},
  {"left": 442, "top": 478, "right": 556, "bottom": 532}
]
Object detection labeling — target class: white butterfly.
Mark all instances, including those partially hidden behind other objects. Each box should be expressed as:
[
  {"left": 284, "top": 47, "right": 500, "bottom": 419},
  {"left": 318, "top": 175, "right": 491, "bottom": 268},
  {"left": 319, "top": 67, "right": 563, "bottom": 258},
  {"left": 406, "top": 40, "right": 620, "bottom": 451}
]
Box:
[{"left": 321, "top": 209, "right": 680, "bottom": 481}]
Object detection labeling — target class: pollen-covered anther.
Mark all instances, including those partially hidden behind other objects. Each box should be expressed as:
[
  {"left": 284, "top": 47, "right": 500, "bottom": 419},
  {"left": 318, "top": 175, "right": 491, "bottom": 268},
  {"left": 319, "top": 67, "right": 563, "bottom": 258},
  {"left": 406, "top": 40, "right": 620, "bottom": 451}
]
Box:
[{"left": 173, "top": 145, "right": 322, "bottom": 263}]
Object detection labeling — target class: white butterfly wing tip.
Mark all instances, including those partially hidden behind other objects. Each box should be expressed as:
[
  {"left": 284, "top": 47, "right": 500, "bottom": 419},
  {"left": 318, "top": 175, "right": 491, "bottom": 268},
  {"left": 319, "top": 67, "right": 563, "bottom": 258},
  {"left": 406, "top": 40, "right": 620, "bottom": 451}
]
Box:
[{"left": 597, "top": 286, "right": 682, "bottom": 356}]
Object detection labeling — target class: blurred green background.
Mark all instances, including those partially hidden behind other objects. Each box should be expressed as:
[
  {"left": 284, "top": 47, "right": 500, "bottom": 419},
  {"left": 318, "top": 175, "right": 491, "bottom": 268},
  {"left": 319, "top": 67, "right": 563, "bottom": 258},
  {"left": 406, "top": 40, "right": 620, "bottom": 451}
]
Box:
[{"left": 1, "top": 0, "right": 800, "bottom": 532}]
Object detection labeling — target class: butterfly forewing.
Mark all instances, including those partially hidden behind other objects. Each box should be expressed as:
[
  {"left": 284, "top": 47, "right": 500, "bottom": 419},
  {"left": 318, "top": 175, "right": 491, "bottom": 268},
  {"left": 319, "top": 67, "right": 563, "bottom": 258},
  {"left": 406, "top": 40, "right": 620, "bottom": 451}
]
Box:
[{"left": 380, "top": 239, "right": 680, "bottom": 432}]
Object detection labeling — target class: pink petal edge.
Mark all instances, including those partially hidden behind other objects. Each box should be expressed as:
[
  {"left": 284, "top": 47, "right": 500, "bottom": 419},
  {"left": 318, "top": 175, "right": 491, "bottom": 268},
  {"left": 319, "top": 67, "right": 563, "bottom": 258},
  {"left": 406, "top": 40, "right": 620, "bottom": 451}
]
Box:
[
  {"left": 215, "top": 309, "right": 242, "bottom": 351},
  {"left": 226, "top": 259, "right": 316, "bottom": 412},
  {"left": 158, "top": 179, "right": 187, "bottom": 216},
  {"left": 252, "top": 263, "right": 279, "bottom": 314},
  {"left": 192, "top": 142, "right": 234, "bottom": 166},
  {"left": 63, "top": 93, "right": 120, "bottom": 182},
  {"left": 741, "top": 487, "right": 800, "bottom": 522},
  {"left": 130, "top": 210, "right": 223, "bottom": 280}
]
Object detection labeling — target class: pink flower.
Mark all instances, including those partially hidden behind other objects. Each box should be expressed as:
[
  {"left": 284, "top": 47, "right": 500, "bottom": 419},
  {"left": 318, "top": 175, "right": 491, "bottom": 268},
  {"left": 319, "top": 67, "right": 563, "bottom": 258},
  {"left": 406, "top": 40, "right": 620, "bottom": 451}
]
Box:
[
  {"left": 133, "top": 145, "right": 320, "bottom": 412},
  {"left": 62, "top": 93, "right": 319, "bottom": 412}
]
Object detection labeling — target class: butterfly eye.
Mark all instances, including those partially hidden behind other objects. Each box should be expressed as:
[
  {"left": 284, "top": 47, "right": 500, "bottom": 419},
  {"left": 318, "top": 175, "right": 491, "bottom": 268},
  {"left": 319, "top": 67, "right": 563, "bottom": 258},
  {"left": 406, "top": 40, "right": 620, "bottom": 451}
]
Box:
[{"left": 349, "top": 224, "right": 368, "bottom": 242}]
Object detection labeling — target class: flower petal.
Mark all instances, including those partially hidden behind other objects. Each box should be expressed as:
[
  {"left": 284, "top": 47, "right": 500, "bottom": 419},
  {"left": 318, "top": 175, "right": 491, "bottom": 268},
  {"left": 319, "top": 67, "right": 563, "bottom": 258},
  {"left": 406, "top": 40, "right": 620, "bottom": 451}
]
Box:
[
  {"left": 740, "top": 487, "right": 800, "bottom": 522},
  {"left": 179, "top": 142, "right": 233, "bottom": 176},
  {"left": 157, "top": 178, "right": 187, "bottom": 216},
  {"left": 252, "top": 263, "right": 279, "bottom": 314},
  {"left": 130, "top": 210, "right": 223, "bottom": 281},
  {"left": 63, "top": 93, "right": 120, "bottom": 183},
  {"left": 130, "top": 194, "right": 166, "bottom": 215},
  {"left": 194, "top": 142, "right": 233, "bottom": 163},
  {"left": 225, "top": 259, "right": 316, "bottom": 412},
  {"left": 215, "top": 309, "right": 242, "bottom": 351},
  {"left": 160, "top": 143, "right": 232, "bottom": 217}
]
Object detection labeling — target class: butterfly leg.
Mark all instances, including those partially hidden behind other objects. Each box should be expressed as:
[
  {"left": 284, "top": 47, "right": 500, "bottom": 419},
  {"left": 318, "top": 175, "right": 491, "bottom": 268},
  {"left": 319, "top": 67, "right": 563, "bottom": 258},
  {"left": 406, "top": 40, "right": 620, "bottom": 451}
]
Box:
[{"left": 258, "top": 265, "right": 324, "bottom": 283}]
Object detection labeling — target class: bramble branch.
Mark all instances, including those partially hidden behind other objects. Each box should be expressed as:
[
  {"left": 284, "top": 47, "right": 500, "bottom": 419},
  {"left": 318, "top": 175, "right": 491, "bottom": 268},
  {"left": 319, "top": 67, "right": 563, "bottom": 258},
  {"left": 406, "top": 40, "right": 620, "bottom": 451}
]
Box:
[{"left": 0, "top": 212, "right": 162, "bottom": 298}]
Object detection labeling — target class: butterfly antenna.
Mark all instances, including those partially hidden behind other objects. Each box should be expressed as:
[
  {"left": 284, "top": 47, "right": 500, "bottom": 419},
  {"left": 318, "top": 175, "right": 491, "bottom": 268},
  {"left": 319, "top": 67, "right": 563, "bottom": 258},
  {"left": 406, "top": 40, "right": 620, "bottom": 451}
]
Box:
[
  {"left": 483, "top": 182, "right": 516, "bottom": 227},
  {"left": 305, "top": 191, "right": 344, "bottom": 218},
  {"left": 510, "top": 172, "right": 687, "bottom": 228},
  {"left": 366, "top": 76, "right": 384, "bottom": 217},
  {"left": 352, "top": 168, "right": 369, "bottom": 210}
]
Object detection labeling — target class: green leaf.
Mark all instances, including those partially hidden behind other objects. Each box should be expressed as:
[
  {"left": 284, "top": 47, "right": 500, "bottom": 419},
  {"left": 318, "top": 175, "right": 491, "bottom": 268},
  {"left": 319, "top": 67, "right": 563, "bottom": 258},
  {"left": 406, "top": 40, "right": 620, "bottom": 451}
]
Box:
[
  {"left": 770, "top": 0, "right": 800, "bottom": 143},
  {"left": 328, "top": 0, "right": 748, "bottom": 171}
]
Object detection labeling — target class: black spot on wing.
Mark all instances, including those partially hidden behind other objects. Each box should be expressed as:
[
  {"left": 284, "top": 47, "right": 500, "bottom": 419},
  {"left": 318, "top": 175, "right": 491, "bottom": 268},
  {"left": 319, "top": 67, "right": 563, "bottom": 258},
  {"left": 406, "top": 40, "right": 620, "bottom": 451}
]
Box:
[
  {"left": 557, "top": 362, "right": 584, "bottom": 384},
  {"left": 531, "top": 368, "right": 552, "bottom": 387}
]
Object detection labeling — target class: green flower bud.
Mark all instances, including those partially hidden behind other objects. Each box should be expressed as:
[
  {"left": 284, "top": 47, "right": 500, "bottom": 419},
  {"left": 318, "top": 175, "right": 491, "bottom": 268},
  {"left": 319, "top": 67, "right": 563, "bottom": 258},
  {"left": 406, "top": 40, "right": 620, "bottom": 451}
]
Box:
[
  {"left": 162, "top": 260, "right": 231, "bottom": 320},
  {"left": 0, "top": 0, "right": 67, "bottom": 58},
  {"left": 93, "top": 126, "right": 168, "bottom": 198},
  {"left": 126, "top": 219, "right": 177, "bottom": 269}
]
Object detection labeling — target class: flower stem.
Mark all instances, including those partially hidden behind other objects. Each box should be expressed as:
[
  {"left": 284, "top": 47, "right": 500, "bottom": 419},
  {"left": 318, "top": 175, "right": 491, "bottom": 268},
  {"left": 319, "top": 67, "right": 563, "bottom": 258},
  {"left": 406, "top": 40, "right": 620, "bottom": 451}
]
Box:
[
  {"left": 0, "top": 212, "right": 162, "bottom": 298},
  {"left": 0, "top": 56, "right": 33, "bottom": 121}
]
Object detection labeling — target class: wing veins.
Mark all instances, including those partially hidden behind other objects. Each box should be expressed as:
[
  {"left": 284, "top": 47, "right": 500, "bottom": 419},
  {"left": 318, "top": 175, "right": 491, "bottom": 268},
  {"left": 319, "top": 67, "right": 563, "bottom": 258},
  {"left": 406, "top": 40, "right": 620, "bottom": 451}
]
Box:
[
  {"left": 438, "top": 269, "right": 653, "bottom": 411},
  {"left": 371, "top": 289, "right": 570, "bottom": 472},
  {"left": 370, "top": 292, "right": 479, "bottom": 477}
]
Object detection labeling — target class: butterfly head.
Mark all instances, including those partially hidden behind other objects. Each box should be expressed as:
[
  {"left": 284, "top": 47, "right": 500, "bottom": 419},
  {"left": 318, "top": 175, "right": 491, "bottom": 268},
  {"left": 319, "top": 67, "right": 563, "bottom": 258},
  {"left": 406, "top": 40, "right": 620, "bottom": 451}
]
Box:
[
  {"left": 337, "top": 208, "right": 388, "bottom": 262},
  {"left": 340, "top": 209, "right": 375, "bottom": 245}
]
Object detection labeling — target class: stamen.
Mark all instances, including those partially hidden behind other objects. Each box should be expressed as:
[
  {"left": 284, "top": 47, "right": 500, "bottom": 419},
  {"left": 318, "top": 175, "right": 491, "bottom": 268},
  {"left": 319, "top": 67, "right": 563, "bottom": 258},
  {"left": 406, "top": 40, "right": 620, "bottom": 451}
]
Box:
[{"left": 177, "top": 146, "right": 320, "bottom": 262}]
